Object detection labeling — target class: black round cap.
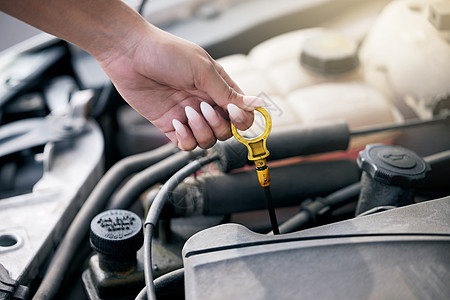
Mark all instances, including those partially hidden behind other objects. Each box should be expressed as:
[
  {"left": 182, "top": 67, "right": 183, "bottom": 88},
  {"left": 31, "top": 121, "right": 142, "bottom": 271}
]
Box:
[
  {"left": 90, "top": 209, "right": 143, "bottom": 258},
  {"left": 357, "top": 144, "right": 430, "bottom": 188}
]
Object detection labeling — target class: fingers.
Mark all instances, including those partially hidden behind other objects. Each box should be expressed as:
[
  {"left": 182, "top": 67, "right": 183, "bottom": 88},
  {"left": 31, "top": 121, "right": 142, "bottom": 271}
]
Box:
[
  {"left": 197, "top": 60, "right": 271, "bottom": 132},
  {"left": 171, "top": 56, "right": 269, "bottom": 150},
  {"left": 200, "top": 102, "right": 231, "bottom": 141},
  {"left": 213, "top": 61, "right": 244, "bottom": 95},
  {"left": 171, "top": 102, "right": 239, "bottom": 150},
  {"left": 242, "top": 95, "right": 267, "bottom": 110},
  {"left": 185, "top": 106, "right": 217, "bottom": 149},
  {"left": 196, "top": 60, "right": 246, "bottom": 111},
  {"left": 172, "top": 119, "right": 197, "bottom": 151},
  {"left": 227, "top": 103, "right": 254, "bottom": 131}
]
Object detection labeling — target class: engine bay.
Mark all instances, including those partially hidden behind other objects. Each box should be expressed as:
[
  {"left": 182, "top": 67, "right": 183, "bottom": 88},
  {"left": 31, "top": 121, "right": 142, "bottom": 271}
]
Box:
[{"left": 0, "top": 0, "right": 449, "bottom": 299}]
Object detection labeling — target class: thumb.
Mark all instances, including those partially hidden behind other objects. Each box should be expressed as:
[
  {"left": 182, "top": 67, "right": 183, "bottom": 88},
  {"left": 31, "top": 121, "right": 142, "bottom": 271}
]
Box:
[{"left": 197, "top": 61, "right": 256, "bottom": 130}]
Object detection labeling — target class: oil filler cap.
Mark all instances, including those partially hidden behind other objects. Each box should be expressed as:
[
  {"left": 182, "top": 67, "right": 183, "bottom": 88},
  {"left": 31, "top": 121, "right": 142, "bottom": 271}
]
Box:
[
  {"left": 357, "top": 144, "right": 430, "bottom": 188},
  {"left": 90, "top": 209, "right": 143, "bottom": 258}
]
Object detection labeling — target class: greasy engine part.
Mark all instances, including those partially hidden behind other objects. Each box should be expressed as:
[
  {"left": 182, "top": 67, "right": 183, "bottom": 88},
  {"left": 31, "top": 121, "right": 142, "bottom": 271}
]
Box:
[
  {"left": 167, "top": 159, "right": 360, "bottom": 218},
  {"left": 182, "top": 196, "right": 450, "bottom": 300},
  {"left": 355, "top": 144, "right": 430, "bottom": 216},
  {"left": 212, "top": 119, "right": 350, "bottom": 172},
  {"left": 83, "top": 209, "right": 144, "bottom": 300}
]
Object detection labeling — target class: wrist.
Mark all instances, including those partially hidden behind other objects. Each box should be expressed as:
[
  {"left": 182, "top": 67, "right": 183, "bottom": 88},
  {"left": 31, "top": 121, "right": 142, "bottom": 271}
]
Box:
[{"left": 80, "top": 1, "right": 152, "bottom": 65}]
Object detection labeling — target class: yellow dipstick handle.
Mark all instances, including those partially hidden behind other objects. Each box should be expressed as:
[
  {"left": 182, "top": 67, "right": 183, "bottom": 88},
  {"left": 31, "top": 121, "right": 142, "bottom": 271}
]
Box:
[{"left": 231, "top": 107, "right": 272, "bottom": 187}]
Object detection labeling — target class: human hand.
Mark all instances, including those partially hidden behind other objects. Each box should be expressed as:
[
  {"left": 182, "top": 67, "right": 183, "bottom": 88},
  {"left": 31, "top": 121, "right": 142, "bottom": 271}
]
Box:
[
  {"left": 0, "top": 0, "right": 263, "bottom": 150},
  {"left": 97, "top": 24, "right": 264, "bottom": 150}
]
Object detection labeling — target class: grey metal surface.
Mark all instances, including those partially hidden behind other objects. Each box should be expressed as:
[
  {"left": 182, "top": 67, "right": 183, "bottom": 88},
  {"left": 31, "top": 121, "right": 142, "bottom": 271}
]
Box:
[
  {"left": 0, "top": 118, "right": 104, "bottom": 283},
  {"left": 183, "top": 196, "right": 450, "bottom": 299},
  {"left": 0, "top": 90, "right": 94, "bottom": 157}
]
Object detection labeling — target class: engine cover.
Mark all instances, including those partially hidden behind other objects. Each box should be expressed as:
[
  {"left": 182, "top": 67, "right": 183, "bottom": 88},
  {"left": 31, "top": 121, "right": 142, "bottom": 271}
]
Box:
[{"left": 183, "top": 196, "right": 450, "bottom": 299}]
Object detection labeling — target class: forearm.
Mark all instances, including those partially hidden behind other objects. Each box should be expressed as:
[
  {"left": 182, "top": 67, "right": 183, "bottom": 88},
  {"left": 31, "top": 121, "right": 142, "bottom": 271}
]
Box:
[{"left": 0, "top": 0, "right": 149, "bottom": 62}]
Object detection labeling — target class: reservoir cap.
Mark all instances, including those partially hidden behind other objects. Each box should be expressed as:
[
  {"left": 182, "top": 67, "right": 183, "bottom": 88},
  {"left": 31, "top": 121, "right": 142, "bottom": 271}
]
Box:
[
  {"left": 301, "top": 31, "right": 359, "bottom": 74},
  {"left": 90, "top": 209, "right": 143, "bottom": 258}
]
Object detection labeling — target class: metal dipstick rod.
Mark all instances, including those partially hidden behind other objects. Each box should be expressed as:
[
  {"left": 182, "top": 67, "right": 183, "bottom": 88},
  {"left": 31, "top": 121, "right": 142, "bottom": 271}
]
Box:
[{"left": 231, "top": 107, "right": 280, "bottom": 234}]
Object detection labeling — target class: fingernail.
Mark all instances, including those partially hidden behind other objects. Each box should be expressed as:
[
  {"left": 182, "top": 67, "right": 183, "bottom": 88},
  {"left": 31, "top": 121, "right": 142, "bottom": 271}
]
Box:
[
  {"left": 243, "top": 96, "right": 269, "bottom": 108},
  {"left": 185, "top": 106, "right": 204, "bottom": 129},
  {"left": 227, "top": 103, "right": 244, "bottom": 123},
  {"left": 172, "top": 119, "right": 188, "bottom": 138},
  {"left": 200, "top": 102, "right": 220, "bottom": 126}
]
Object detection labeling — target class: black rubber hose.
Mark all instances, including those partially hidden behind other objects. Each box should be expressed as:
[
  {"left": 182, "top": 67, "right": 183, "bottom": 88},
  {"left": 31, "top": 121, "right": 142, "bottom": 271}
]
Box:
[
  {"left": 350, "top": 113, "right": 450, "bottom": 136},
  {"left": 277, "top": 182, "right": 361, "bottom": 234},
  {"left": 135, "top": 268, "right": 185, "bottom": 300},
  {"left": 144, "top": 155, "right": 220, "bottom": 300},
  {"left": 108, "top": 149, "right": 205, "bottom": 209},
  {"left": 422, "top": 150, "right": 450, "bottom": 189},
  {"left": 32, "top": 143, "right": 179, "bottom": 300},
  {"left": 211, "top": 119, "right": 350, "bottom": 171},
  {"left": 136, "top": 287, "right": 147, "bottom": 300},
  {"left": 169, "top": 159, "right": 360, "bottom": 217},
  {"left": 424, "top": 150, "right": 450, "bottom": 166},
  {"left": 323, "top": 182, "right": 362, "bottom": 208}
]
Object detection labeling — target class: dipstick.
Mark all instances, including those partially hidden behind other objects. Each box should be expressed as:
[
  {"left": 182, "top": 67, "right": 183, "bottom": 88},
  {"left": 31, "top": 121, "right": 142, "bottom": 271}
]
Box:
[{"left": 231, "top": 107, "right": 280, "bottom": 234}]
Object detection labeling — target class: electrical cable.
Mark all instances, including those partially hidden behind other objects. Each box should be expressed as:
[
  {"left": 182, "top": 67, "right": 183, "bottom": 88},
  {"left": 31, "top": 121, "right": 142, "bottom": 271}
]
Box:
[
  {"left": 143, "top": 154, "right": 221, "bottom": 300},
  {"left": 32, "top": 143, "right": 179, "bottom": 300}
]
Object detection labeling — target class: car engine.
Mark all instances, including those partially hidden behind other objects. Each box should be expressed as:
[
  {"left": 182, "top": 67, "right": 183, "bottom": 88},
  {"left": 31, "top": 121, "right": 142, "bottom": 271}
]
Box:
[{"left": 0, "top": 0, "right": 449, "bottom": 299}]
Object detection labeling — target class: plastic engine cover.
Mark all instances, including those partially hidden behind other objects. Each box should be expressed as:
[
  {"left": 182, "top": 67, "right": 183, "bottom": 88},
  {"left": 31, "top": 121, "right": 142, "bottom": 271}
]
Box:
[{"left": 182, "top": 196, "right": 450, "bottom": 299}]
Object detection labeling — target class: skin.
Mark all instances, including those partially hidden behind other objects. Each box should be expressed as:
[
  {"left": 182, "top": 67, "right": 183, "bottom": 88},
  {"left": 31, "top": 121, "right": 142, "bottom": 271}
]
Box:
[{"left": 0, "top": 0, "right": 264, "bottom": 150}]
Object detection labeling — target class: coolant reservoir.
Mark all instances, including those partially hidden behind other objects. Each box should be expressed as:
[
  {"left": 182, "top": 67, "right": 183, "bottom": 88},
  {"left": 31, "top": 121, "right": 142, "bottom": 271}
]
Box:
[
  {"left": 248, "top": 28, "right": 362, "bottom": 95},
  {"left": 218, "top": 28, "right": 370, "bottom": 128},
  {"left": 218, "top": 28, "right": 362, "bottom": 96},
  {"left": 360, "top": 0, "right": 450, "bottom": 118},
  {"left": 286, "top": 81, "right": 401, "bottom": 149},
  {"left": 218, "top": 27, "right": 399, "bottom": 136}
]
